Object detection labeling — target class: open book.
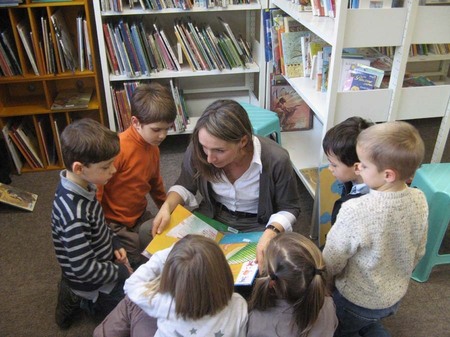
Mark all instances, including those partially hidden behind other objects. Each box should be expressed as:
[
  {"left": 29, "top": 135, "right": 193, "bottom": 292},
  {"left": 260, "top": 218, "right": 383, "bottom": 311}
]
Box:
[{"left": 144, "top": 205, "right": 262, "bottom": 286}]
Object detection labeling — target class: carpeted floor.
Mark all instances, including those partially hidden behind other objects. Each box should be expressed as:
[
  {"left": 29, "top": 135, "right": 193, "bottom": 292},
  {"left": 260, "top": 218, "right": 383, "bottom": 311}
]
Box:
[{"left": 0, "top": 119, "right": 449, "bottom": 337}]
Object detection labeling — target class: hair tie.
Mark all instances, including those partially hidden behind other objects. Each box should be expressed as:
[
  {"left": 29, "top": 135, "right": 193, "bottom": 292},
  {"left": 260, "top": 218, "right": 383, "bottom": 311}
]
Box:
[
  {"left": 268, "top": 273, "right": 277, "bottom": 289},
  {"left": 314, "top": 267, "right": 325, "bottom": 276}
]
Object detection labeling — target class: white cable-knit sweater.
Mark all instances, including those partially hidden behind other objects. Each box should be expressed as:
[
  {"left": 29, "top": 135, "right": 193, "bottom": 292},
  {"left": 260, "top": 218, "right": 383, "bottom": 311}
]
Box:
[{"left": 323, "top": 187, "right": 428, "bottom": 309}]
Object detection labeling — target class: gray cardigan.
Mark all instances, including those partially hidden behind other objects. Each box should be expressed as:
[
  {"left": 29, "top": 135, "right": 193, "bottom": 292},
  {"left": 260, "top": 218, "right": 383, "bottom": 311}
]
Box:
[{"left": 175, "top": 136, "right": 301, "bottom": 226}]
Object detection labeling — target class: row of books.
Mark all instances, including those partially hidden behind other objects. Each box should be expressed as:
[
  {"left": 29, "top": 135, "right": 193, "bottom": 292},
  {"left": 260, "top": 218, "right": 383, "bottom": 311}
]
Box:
[
  {"left": 110, "top": 80, "right": 189, "bottom": 132},
  {"left": 2, "top": 114, "right": 77, "bottom": 174},
  {"left": 349, "top": 0, "right": 450, "bottom": 7},
  {"left": 376, "top": 43, "right": 450, "bottom": 60},
  {"left": 11, "top": 8, "right": 91, "bottom": 76},
  {"left": 0, "top": 29, "right": 22, "bottom": 76},
  {"left": 50, "top": 9, "right": 92, "bottom": 73},
  {"left": 311, "top": 0, "right": 336, "bottom": 17},
  {"left": 103, "top": 17, "right": 252, "bottom": 77},
  {"left": 348, "top": 0, "right": 404, "bottom": 8},
  {"left": 2, "top": 120, "right": 45, "bottom": 172},
  {"left": 100, "top": 0, "right": 253, "bottom": 12},
  {"left": 339, "top": 48, "right": 392, "bottom": 91},
  {"left": 409, "top": 44, "right": 450, "bottom": 57},
  {"left": 3, "top": 95, "right": 95, "bottom": 173},
  {"left": 0, "top": 0, "right": 22, "bottom": 7}
]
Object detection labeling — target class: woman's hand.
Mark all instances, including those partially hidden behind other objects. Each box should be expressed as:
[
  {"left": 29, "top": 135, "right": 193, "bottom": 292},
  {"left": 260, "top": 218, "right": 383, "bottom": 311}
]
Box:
[{"left": 256, "top": 225, "right": 282, "bottom": 271}]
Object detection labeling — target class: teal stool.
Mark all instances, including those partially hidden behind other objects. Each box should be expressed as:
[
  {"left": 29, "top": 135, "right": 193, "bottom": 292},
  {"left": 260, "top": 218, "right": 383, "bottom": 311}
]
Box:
[
  {"left": 239, "top": 102, "right": 281, "bottom": 145},
  {"left": 411, "top": 163, "right": 450, "bottom": 282}
]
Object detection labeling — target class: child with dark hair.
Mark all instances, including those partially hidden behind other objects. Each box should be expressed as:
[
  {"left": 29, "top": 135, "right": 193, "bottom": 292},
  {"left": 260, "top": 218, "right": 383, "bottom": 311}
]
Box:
[
  {"left": 51, "top": 118, "right": 131, "bottom": 329},
  {"left": 248, "top": 232, "right": 338, "bottom": 337},
  {"left": 322, "top": 116, "right": 373, "bottom": 225},
  {"left": 93, "top": 235, "right": 248, "bottom": 337},
  {"left": 97, "top": 82, "right": 177, "bottom": 268}
]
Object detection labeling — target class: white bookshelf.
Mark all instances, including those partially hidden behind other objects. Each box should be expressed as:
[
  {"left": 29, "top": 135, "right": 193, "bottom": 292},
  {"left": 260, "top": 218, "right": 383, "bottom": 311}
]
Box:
[
  {"left": 93, "top": 0, "right": 267, "bottom": 132},
  {"left": 270, "top": 0, "right": 450, "bottom": 194}
]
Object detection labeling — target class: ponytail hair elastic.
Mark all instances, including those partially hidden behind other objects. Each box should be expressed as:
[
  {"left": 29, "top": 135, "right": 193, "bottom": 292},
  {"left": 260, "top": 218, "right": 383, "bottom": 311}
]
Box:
[
  {"left": 268, "top": 272, "right": 277, "bottom": 288},
  {"left": 314, "top": 267, "right": 325, "bottom": 276}
]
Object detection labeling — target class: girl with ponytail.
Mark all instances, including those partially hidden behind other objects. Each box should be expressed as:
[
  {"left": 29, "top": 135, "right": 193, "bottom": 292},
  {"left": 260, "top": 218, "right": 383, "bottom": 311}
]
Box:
[{"left": 248, "top": 232, "right": 338, "bottom": 337}]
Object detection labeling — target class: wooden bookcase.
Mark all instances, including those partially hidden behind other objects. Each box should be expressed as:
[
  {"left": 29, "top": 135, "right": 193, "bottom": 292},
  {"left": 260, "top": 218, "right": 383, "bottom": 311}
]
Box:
[
  {"left": 92, "top": 0, "right": 267, "bottom": 133},
  {"left": 0, "top": 0, "right": 104, "bottom": 173},
  {"left": 270, "top": 0, "right": 450, "bottom": 197}
]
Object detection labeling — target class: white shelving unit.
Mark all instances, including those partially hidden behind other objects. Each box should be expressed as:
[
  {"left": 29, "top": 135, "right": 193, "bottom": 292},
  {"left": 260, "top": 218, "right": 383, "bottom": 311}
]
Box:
[
  {"left": 93, "top": 0, "right": 266, "bottom": 132},
  {"left": 271, "top": 0, "right": 450, "bottom": 196}
]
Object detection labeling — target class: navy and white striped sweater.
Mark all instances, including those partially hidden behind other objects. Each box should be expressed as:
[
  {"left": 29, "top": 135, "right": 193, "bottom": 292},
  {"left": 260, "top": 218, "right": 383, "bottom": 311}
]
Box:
[{"left": 51, "top": 171, "right": 126, "bottom": 292}]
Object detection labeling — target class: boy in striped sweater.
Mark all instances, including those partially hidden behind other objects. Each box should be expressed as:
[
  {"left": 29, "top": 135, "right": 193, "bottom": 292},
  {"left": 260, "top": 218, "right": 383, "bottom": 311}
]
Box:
[{"left": 51, "top": 119, "right": 132, "bottom": 329}]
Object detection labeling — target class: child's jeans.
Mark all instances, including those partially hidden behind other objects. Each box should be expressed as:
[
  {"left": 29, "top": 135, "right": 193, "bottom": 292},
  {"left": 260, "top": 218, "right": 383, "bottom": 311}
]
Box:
[
  {"left": 333, "top": 289, "right": 399, "bottom": 337},
  {"left": 81, "top": 280, "right": 125, "bottom": 318}
]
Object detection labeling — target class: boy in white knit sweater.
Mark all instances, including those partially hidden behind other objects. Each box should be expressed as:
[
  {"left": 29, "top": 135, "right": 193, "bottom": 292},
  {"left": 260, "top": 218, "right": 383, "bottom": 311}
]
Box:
[{"left": 323, "top": 121, "right": 429, "bottom": 337}]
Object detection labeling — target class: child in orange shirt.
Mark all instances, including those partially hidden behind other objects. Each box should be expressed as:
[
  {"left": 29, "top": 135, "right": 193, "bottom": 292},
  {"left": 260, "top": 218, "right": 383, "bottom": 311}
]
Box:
[{"left": 97, "top": 82, "right": 176, "bottom": 268}]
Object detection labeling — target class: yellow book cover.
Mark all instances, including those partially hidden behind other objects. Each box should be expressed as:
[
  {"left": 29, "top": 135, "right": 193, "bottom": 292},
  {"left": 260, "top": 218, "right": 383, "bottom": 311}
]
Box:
[{"left": 144, "top": 205, "right": 262, "bottom": 286}]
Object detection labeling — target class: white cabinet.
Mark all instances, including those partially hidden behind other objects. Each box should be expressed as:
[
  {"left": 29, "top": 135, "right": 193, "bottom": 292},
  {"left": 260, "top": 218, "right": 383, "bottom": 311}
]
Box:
[
  {"left": 93, "top": 0, "right": 266, "bottom": 133},
  {"left": 271, "top": 0, "right": 450, "bottom": 195}
]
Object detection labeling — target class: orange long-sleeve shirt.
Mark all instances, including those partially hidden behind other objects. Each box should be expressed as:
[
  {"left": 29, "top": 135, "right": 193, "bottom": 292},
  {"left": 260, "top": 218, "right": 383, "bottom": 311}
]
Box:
[{"left": 97, "top": 126, "right": 166, "bottom": 228}]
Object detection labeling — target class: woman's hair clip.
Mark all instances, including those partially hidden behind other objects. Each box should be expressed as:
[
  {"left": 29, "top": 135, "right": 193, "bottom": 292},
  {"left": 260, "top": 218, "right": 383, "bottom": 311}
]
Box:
[{"left": 269, "top": 272, "right": 278, "bottom": 280}]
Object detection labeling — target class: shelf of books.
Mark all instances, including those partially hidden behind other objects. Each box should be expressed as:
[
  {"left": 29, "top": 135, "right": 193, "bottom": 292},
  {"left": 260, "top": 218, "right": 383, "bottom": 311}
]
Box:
[
  {"left": 93, "top": 0, "right": 266, "bottom": 132},
  {"left": 268, "top": 0, "right": 450, "bottom": 195},
  {"left": 394, "top": 5, "right": 450, "bottom": 120},
  {"left": 0, "top": 0, "right": 104, "bottom": 174}
]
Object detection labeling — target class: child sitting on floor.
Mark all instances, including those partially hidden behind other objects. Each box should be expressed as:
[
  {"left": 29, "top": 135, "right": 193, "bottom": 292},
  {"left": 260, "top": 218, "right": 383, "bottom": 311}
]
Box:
[
  {"left": 94, "top": 234, "right": 248, "bottom": 337},
  {"left": 247, "top": 232, "right": 338, "bottom": 337},
  {"left": 51, "top": 119, "right": 131, "bottom": 329},
  {"left": 97, "top": 82, "right": 176, "bottom": 268}
]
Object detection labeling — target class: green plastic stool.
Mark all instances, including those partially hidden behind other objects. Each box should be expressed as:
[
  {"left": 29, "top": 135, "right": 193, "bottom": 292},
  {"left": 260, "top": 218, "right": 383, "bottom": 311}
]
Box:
[
  {"left": 239, "top": 102, "right": 281, "bottom": 145},
  {"left": 410, "top": 163, "right": 450, "bottom": 282}
]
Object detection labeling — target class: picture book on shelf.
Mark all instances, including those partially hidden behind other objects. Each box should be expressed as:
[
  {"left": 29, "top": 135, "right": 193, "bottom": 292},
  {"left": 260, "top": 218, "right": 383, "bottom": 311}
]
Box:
[
  {"left": 343, "top": 70, "right": 378, "bottom": 91},
  {"left": 270, "top": 82, "right": 313, "bottom": 131},
  {"left": 51, "top": 88, "right": 93, "bottom": 110},
  {"left": 144, "top": 205, "right": 262, "bottom": 286},
  {"left": 280, "top": 30, "right": 310, "bottom": 78},
  {"left": 0, "top": 183, "right": 38, "bottom": 211}
]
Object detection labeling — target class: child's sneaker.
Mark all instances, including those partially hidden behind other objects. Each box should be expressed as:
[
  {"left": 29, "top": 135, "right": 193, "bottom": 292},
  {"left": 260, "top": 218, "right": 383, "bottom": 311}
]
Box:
[{"left": 55, "top": 277, "right": 82, "bottom": 329}]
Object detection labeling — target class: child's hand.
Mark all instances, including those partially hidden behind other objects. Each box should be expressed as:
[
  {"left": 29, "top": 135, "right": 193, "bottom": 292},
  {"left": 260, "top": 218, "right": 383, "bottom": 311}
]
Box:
[
  {"left": 114, "top": 248, "right": 127, "bottom": 264},
  {"left": 123, "top": 258, "right": 134, "bottom": 275},
  {"left": 152, "top": 207, "right": 171, "bottom": 236}
]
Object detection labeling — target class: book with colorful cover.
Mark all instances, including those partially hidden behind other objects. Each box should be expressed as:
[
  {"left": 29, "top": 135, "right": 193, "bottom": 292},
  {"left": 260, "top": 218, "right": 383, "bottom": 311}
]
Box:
[
  {"left": 281, "top": 30, "right": 310, "bottom": 78},
  {"left": 343, "top": 70, "right": 377, "bottom": 91},
  {"left": 270, "top": 83, "right": 313, "bottom": 131},
  {"left": 144, "top": 205, "right": 261, "bottom": 286},
  {"left": 0, "top": 183, "right": 38, "bottom": 211},
  {"left": 339, "top": 58, "right": 371, "bottom": 91},
  {"left": 352, "top": 63, "right": 385, "bottom": 88},
  {"left": 271, "top": 10, "right": 285, "bottom": 75}
]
